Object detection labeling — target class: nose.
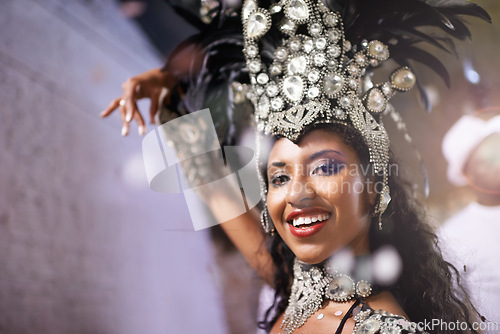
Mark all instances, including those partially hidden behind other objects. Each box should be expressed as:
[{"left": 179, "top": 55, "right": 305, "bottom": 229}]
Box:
[{"left": 286, "top": 174, "right": 316, "bottom": 206}]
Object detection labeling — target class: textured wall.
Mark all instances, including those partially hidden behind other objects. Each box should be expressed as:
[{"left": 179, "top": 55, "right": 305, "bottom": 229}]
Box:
[{"left": 0, "top": 1, "right": 228, "bottom": 333}]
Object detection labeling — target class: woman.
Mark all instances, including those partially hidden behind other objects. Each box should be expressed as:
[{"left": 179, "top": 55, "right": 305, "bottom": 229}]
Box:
[{"left": 101, "top": 0, "right": 490, "bottom": 332}]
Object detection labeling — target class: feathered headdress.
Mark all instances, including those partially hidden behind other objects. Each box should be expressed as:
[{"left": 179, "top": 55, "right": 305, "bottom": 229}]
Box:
[{"left": 160, "top": 0, "right": 490, "bottom": 231}]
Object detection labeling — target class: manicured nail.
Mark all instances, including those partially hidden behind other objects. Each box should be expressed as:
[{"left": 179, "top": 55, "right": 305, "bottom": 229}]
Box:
[
  {"left": 121, "top": 126, "right": 128, "bottom": 136},
  {"left": 99, "top": 111, "right": 106, "bottom": 117},
  {"left": 126, "top": 112, "right": 132, "bottom": 122},
  {"left": 138, "top": 125, "right": 146, "bottom": 136}
]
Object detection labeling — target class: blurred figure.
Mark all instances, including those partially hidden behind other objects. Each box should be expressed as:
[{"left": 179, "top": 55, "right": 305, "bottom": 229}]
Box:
[{"left": 440, "top": 114, "right": 500, "bottom": 331}]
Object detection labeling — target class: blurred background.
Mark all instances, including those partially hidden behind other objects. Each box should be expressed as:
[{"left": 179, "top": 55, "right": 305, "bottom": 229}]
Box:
[{"left": 0, "top": 0, "right": 498, "bottom": 333}]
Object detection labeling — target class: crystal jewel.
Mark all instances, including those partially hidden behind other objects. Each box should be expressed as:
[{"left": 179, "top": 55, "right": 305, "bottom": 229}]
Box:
[
  {"left": 309, "top": 22, "right": 322, "bottom": 36},
  {"left": 308, "top": 69, "right": 320, "bottom": 83},
  {"left": 368, "top": 40, "right": 389, "bottom": 61},
  {"left": 245, "top": 44, "right": 258, "bottom": 57},
  {"left": 303, "top": 38, "right": 314, "bottom": 53},
  {"left": 286, "top": 0, "right": 309, "bottom": 21},
  {"left": 270, "top": 64, "right": 282, "bottom": 76},
  {"left": 313, "top": 52, "right": 326, "bottom": 66},
  {"left": 392, "top": 68, "right": 416, "bottom": 91},
  {"left": 246, "top": 12, "right": 269, "bottom": 39},
  {"left": 271, "top": 97, "right": 284, "bottom": 110},
  {"left": 339, "top": 96, "right": 351, "bottom": 108},
  {"left": 357, "top": 319, "right": 381, "bottom": 334},
  {"left": 275, "top": 47, "right": 288, "bottom": 61},
  {"left": 366, "top": 88, "right": 385, "bottom": 112},
  {"left": 255, "top": 86, "right": 264, "bottom": 95},
  {"left": 323, "top": 72, "right": 344, "bottom": 97},
  {"left": 270, "top": 4, "right": 281, "bottom": 13},
  {"left": 288, "top": 56, "right": 307, "bottom": 75},
  {"left": 266, "top": 83, "right": 279, "bottom": 97},
  {"left": 283, "top": 75, "right": 304, "bottom": 102},
  {"left": 257, "top": 72, "right": 269, "bottom": 84},
  {"left": 380, "top": 190, "right": 391, "bottom": 213},
  {"left": 356, "top": 281, "right": 372, "bottom": 298},
  {"left": 348, "top": 64, "right": 360, "bottom": 75},
  {"left": 326, "top": 59, "right": 337, "bottom": 69},
  {"left": 242, "top": 0, "right": 257, "bottom": 20},
  {"left": 315, "top": 37, "right": 327, "bottom": 50},
  {"left": 326, "top": 275, "right": 356, "bottom": 301},
  {"left": 308, "top": 86, "right": 320, "bottom": 99},
  {"left": 327, "top": 29, "right": 340, "bottom": 42},
  {"left": 382, "top": 82, "right": 392, "bottom": 96},
  {"left": 248, "top": 60, "right": 261, "bottom": 73},
  {"left": 290, "top": 39, "right": 301, "bottom": 52},
  {"left": 327, "top": 45, "right": 340, "bottom": 57},
  {"left": 258, "top": 95, "right": 269, "bottom": 117},
  {"left": 280, "top": 17, "right": 296, "bottom": 34},
  {"left": 334, "top": 108, "right": 347, "bottom": 120},
  {"left": 324, "top": 13, "right": 338, "bottom": 27},
  {"left": 349, "top": 78, "right": 358, "bottom": 89}
]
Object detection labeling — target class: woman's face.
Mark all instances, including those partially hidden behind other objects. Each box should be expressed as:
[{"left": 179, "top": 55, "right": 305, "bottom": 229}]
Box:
[{"left": 266, "top": 129, "right": 376, "bottom": 264}]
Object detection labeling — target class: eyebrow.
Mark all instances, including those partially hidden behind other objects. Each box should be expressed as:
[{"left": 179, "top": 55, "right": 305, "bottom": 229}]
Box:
[
  {"left": 269, "top": 162, "right": 286, "bottom": 168},
  {"left": 308, "top": 149, "right": 344, "bottom": 161}
]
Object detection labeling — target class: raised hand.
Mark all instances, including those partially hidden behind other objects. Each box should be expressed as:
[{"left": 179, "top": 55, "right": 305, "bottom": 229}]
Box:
[{"left": 100, "top": 68, "right": 175, "bottom": 136}]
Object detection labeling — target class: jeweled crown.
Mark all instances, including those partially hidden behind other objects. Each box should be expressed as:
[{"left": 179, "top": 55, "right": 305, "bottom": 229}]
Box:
[{"left": 242, "top": 0, "right": 417, "bottom": 218}]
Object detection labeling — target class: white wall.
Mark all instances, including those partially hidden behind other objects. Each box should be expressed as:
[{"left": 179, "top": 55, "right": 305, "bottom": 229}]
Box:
[{"left": 0, "top": 0, "right": 227, "bottom": 333}]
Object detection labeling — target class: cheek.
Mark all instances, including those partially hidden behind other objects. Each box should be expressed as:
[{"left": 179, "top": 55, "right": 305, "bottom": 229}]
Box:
[
  {"left": 266, "top": 187, "right": 287, "bottom": 223},
  {"left": 316, "top": 176, "right": 370, "bottom": 217}
]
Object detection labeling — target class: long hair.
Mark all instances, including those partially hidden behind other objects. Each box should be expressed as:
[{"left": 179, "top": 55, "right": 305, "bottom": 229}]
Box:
[{"left": 258, "top": 123, "right": 478, "bottom": 333}]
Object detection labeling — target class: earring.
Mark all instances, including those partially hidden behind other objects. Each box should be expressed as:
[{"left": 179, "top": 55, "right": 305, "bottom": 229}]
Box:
[{"left": 261, "top": 203, "right": 275, "bottom": 235}]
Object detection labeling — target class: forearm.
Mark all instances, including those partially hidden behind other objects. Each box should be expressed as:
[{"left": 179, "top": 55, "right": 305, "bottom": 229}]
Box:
[{"left": 208, "top": 196, "right": 275, "bottom": 286}]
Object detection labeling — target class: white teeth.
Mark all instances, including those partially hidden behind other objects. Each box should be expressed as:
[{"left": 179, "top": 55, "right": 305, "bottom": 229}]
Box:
[{"left": 292, "top": 214, "right": 331, "bottom": 227}]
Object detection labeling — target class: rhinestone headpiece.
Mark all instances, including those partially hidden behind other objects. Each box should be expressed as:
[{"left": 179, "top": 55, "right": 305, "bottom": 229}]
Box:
[{"left": 242, "top": 0, "right": 417, "bottom": 223}]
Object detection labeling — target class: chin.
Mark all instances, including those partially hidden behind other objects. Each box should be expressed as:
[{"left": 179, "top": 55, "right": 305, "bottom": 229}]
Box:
[{"left": 291, "top": 246, "right": 333, "bottom": 265}]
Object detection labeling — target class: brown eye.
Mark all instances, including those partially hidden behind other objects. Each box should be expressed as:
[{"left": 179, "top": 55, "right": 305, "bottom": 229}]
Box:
[
  {"left": 311, "top": 161, "right": 344, "bottom": 176},
  {"left": 270, "top": 174, "right": 290, "bottom": 187}
]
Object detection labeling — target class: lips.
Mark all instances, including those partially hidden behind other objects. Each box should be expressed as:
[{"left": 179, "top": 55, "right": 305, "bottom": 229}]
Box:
[{"left": 285, "top": 208, "right": 332, "bottom": 238}]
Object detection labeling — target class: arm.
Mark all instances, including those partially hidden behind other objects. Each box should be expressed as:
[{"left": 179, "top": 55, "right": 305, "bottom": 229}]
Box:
[
  {"left": 208, "top": 194, "right": 275, "bottom": 286},
  {"left": 101, "top": 67, "right": 275, "bottom": 285}
]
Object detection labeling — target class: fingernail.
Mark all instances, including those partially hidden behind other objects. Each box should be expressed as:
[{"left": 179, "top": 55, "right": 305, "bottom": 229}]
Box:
[
  {"left": 138, "top": 125, "right": 146, "bottom": 136},
  {"left": 126, "top": 112, "right": 132, "bottom": 122},
  {"left": 121, "top": 127, "right": 128, "bottom": 136},
  {"left": 99, "top": 111, "right": 106, "bottom": 117}
]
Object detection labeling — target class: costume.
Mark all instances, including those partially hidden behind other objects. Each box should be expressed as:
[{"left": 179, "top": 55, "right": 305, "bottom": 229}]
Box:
[{"left": 158, "top": 0, "right": 489, "bottom": 332}]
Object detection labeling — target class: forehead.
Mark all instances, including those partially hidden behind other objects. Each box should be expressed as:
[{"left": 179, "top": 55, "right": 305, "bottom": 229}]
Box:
[{"left": 268, "top": 129, "right": 358, "bottom": 164}]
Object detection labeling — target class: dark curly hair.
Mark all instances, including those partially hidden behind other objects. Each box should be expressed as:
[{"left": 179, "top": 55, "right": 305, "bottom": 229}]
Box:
[{"left": 258, "top": 123, "right": 479, "bottom": 333}]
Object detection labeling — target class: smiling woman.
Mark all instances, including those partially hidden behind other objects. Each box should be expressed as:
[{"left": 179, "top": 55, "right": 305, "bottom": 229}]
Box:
[
  {"left": 257, "top": 123, "right": 479, "bottom": 333},
  {"left": 101, "top": 0, "right": 491, "bottom": 332},
  {"left": 267, "top": 129, "right": 374, "bottom": 264}
]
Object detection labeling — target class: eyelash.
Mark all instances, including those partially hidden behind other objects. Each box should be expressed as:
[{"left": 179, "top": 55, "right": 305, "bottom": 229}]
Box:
[
  {"left": 269, "top": 161, "right": 344, "bottom": 187},
  {"left": 311, "top": 161, "right": 344, "bottom": 176},
  {"left": 270, "top": 174, "right": 290, "bottom": 187}
]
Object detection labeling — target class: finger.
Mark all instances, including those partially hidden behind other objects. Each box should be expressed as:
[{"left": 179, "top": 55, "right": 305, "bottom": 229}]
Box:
[
  {"left": 119, "top": 104, "right": 130, "bottom": 136},
  {"left": 134, "top": 107, "right": 146, "bottom": 135},
  {"left": 100, "top": 98, "right": 121, "bottom": 117},
  {"left": 149, "top": 91, "right": 160, "bottom": 125},
  {"left": 122, "top": 81, "right": 141, "bottom": 122}
]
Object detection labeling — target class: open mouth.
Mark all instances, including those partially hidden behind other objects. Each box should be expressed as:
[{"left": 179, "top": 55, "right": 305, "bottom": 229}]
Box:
[{"left": 288, "top": 213, "right": 331, "bottom": 228}]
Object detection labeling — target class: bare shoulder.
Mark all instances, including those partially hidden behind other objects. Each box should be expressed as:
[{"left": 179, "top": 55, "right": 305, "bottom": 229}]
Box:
[{"left": 363, "top": 291, "right": 408, "bottom": 319}]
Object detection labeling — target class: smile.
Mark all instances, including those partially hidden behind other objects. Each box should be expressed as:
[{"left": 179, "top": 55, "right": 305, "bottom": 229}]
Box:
[
  {"left": 291, "top": 214, "right": 331, "bottom": 227},
  {"left": 285, "top": 208, "right": 332, "bottom": 238}
]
